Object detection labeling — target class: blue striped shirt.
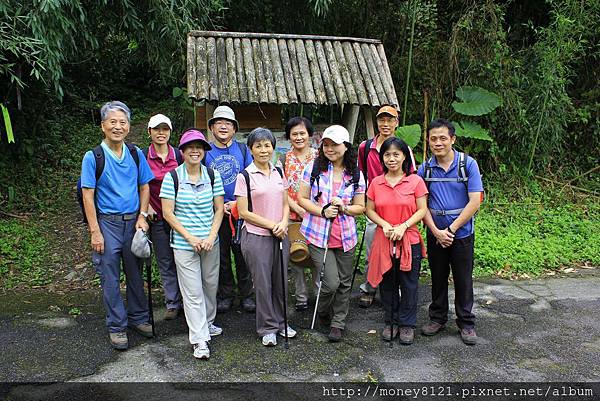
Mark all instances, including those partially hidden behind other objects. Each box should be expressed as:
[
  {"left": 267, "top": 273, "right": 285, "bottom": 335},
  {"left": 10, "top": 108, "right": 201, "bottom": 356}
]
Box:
[{"left": 159, "top": 164, "right": 225, "bottom": 251}]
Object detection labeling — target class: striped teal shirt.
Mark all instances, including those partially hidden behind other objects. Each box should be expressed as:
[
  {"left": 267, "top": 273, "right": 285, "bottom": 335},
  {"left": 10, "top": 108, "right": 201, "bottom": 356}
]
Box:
[{"left": 159, "top": 164, "right": 225, "bottom": 251}]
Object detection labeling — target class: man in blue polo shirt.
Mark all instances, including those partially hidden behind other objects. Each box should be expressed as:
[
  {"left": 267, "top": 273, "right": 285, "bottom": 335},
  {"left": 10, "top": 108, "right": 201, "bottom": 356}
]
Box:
[
  {"left": 81, "top": 101, "right": 155, "bottom": 350},
  {"left": 417, "top": 118, "right": 483, "bottom": 345},
  {"left": 204, "top": 105, "right": 255, "bottom": 313}
]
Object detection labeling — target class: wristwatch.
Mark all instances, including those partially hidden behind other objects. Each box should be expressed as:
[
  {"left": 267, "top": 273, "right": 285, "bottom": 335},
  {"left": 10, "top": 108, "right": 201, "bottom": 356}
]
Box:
[{"left": 140, "top": 211, "right": 149, "bottom": 219}]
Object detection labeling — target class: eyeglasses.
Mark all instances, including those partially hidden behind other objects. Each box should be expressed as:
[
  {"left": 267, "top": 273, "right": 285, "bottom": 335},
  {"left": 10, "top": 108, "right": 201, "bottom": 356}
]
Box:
[{"left": 214, "top": 121, "right": 234, "bottom": 127}]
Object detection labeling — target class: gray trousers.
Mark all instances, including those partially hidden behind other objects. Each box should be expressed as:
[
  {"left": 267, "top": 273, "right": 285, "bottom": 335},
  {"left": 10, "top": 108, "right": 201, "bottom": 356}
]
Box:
[
  {"left": 359, "top": 218, "right": 377, "bottom": 294},
  {"left": 309, "top": 244, "right": 355, "bottom": 329},
  {"left": 240, "top": 228, "right": 289, "bottom": 337},
  {"left": 173, "top": 245, "right": 219, "bottom": 344},
  {"left": 150, "top": 220, "right": 182, "bottom": 310},
  {"left": 92, "top": 217, "right": 148, "bottom": 333}
]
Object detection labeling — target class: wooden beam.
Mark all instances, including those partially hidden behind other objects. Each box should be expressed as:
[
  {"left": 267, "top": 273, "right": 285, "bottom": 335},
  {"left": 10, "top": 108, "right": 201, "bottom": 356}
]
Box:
[
  {"left": 189, "top": 31, "right": 382, "bottom": 45},
  {"left": 364, "top": 107, "right": 375, "bottom": 139},
  {"left": 342, "top": 104, "right": 360, "bottom": 143}
]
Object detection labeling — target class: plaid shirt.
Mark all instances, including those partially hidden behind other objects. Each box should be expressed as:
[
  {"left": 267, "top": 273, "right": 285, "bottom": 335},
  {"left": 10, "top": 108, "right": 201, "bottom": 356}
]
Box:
[{"left": 300, "top": 161, "right": 366, "bottom": 251}]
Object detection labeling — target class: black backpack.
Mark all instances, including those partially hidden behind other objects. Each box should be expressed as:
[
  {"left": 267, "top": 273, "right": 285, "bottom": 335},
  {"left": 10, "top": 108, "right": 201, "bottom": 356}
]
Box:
[
  {"left": 240, "top": 167, "right": 283, "bottom": 212},
  {"left": 309, "top": 162, "right": 360, "bottom": 203},
  {"left": 423, "top": 152, "right": 469, "bottom": 191},
  {"left": 169, "top": 166, "right": 215, "bottom": 199},
  {"left": 76, "top": 143, "right": 140, "bottom": 223}
]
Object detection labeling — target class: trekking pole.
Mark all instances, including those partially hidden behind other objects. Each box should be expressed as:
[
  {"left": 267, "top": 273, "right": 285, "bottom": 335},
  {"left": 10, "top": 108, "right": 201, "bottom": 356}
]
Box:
[
  {"left": 390, "top": 241, "right": 398, "bottom": 349},
  {"left": 145, "top": 256, "right": 156, "bottom": 337},
  {"left": 278, "top": 238, "right": 289, "bottom": 349},
  {"left": 350, "top": 224, "right": 367, "bottom": 290},
  {"left": 311, "top": 215, "right": 334, "bottom": 330}
]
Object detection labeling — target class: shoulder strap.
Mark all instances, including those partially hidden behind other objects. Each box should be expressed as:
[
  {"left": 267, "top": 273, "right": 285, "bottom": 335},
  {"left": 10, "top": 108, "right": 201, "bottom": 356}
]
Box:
[
  {"left": 175, "top": 148, "right": 183, "bottom": 165},
  {"left": 125, "top": 143, "right": 140, "bottom": 168},
  {"left": 237, "top": 141, "right": 248, "bottom": 167},
  {"left": 142, "top": 147, "right": 149, "bottom": 160},
  {"left": 170, "top": 169, "right": 179, "bottom": 198},
  {"left": 92, "top": 145, "right": 105, "bottom": 181},
  {"left": 310, "top": 162, "right": 322, "bottom": 202},
  {"left": 275, "top": 166, "right": 284, "bottom": 179},
  {"left": 241, "top": 170, "right": 252, "bottom": 212},
  {"left": 206, "top": 166, "right": 215, "bottom": 187},
  {"left": 278, "top": 153, "right": 287, "bottom": 173},
  {"left": 423, "top": 157, "right": 433, "bottom": 190},
  {"left": 352, "top": 168, "right": 360, "bottom": 192}
]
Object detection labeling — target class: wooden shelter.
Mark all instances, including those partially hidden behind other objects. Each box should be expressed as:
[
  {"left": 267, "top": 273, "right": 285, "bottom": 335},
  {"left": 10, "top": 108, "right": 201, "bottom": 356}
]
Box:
[{"left": 186, "top": 31, "right": 398, "bottom": 142}]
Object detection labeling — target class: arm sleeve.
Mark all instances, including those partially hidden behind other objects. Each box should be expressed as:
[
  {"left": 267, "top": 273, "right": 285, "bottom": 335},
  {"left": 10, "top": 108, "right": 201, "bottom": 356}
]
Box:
[
  {"left": 414, "top": 175, "right": 429, "bottom": 197},
  {"left": 213, "top": 170, "right": 226, "bottom": 197},
  {"left": 137, "top": 148, "right": 155, "bottom": 185},
  {"left": 366, "top": 177, "right": 376, "bottom": 200},
  {"left": 355, "top": 171, "right": 366, "bottom": 194},
  {"left": 159, "top": 171, "right": 175, "bottom": 200},
  {"left": 233, "top": 173, "right": 248, "bottom": 198},
  {"left": 80, "top": 151, "right": 96, "bottom": 189},
  {"left": 466, "top": 157, "right": 484, "bottom": 193}
]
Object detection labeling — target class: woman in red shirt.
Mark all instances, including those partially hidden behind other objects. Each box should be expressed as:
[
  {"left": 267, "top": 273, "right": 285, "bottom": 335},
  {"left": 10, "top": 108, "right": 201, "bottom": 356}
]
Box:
[{"left": 365, "top": 137, "right": 428, "bottom": 345}]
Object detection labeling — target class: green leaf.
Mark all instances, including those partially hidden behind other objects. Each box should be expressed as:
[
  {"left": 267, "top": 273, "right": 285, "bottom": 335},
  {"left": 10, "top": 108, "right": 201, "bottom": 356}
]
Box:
[
  {"left": 454, "top": 121, "right": 493, "bottom": 141},
  {"left": 452, "top": 86, "right": 502, "bottom": 116},
  {"left": 394, "top": 124, "right": 421, "bottom": 148},
  {"left": 1, "top": 104, "right": 15, "bottom": 143},
  {"left": 172, "top": 87, "right": 183, "bottom": 98}
]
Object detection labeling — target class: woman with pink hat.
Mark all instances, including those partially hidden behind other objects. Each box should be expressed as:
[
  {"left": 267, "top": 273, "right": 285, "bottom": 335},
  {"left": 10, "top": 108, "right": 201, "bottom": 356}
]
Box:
[{"left": 160, "top": 128, "right": 225, "bottom": 359}]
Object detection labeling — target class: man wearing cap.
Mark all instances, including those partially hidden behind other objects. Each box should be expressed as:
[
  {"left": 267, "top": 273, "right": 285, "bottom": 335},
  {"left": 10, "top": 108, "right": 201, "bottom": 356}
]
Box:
[
  {"left": 145, "top": 114, "right": 183, "bottom": 320},
  {"left": 80, "top": 101, "right": 155, "bottom": 350},
  {"left": 204, "top": 105, "right": 255, "bottom": 313},
  {"left": 357, "top": 105, "right": 400, "bottom": 308}
]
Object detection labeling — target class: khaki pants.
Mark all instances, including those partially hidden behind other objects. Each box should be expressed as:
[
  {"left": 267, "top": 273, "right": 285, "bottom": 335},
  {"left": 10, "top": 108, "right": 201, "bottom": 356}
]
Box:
[{"left": 309, "top": 244, "right": 355, "bottom": 329}]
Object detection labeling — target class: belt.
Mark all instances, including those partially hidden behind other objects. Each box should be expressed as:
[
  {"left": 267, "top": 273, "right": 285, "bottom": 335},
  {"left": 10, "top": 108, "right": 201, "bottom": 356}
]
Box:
[
  {"left": 429, "top": 208, "right": 464, "bottom": 216},
  {"left": 98, "top": 213, "right": 138, "bottom": 221}
]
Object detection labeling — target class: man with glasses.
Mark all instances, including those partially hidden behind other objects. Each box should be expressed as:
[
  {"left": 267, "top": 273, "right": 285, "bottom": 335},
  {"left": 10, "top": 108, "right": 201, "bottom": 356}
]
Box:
[
  {"left": 357, "top": 106, "right": 400, "bottom": 308},
  {"left": 204, "top": 105, "right": 255, "bottom": 314}
]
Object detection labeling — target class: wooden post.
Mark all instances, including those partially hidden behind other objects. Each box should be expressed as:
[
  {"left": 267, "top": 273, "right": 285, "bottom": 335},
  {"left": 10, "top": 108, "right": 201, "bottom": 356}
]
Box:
[
  {"left": 422, "top": 90, "right": 429, "bottom": 162},
  {"left": 205, "top": 103, "right": 215, "bottom": 141},
  {"left": 364, "top": 107, "right": 375, "bottom": 139},
  {"left": 342, "top": 104, "right": 360, "bottom": 144}
]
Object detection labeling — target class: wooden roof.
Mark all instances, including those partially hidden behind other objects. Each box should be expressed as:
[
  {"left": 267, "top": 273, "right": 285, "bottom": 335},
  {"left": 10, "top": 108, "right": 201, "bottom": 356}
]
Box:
[{"left": 186, "top": 31, "right": 398, "bottom": 107}]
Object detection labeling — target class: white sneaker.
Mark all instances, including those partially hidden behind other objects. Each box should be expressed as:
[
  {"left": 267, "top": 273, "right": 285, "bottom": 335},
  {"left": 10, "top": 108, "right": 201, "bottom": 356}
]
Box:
[
  {"left": 278, "top": 325, "right": 297, "bottom": 338},
  {"left": 261, "top": 333, "right": 277, "bottom": 346},
  {"left": 209, "top": 323, "right": 223, "bottom": 337},
  {"left": 193, "top": 341, "right": 210, "bottom": 359}
]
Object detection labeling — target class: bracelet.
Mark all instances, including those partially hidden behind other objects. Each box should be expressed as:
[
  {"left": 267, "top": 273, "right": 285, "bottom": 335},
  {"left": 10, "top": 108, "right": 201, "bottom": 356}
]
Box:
[{"left": 447, "top": 226, "right": 455, "bottom": 234}]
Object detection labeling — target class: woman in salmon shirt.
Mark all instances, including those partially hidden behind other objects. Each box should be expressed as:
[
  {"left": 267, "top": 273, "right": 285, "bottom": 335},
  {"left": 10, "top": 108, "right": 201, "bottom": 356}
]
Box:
[{"left": 365, "top": 137, "right": 428, "bottom": 345}]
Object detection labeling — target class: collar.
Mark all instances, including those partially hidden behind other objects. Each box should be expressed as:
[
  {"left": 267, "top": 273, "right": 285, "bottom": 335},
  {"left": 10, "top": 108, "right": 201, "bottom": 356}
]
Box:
[
  {"left": 376, "top": 173, "right": 410, "bottom": 187},
  {"left": 148, "top": 143, "right": 176, "bottom": 161},
  {"left": 428, "top": 148, "right": 458, "bottom": 169},
  {"left": 247, "top": 161, "right": 276, "bottom": 175},
  {"left": 180, "top": 164, "right": 210, "bottom": 185}
]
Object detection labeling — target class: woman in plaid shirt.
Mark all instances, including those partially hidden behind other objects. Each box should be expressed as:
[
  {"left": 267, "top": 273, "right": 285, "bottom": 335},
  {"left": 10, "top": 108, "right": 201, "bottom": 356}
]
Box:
[{"left": 297, "top": 125, "right": 366, "bottom": 342}]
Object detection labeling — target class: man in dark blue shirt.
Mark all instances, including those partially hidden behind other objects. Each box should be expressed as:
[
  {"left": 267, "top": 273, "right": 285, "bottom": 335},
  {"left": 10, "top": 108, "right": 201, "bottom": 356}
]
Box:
[
  {"left": 204, "top": 106, "right": 255, "bottom": 314},
  {"left": 417, "top": 119, "right": 483, "bottom": 345}
]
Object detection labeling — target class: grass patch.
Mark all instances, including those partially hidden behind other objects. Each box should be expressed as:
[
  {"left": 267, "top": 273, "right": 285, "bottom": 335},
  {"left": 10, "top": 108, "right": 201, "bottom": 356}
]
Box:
[{"left": 0, "top": 218, "right": 55, "bottom": 288}]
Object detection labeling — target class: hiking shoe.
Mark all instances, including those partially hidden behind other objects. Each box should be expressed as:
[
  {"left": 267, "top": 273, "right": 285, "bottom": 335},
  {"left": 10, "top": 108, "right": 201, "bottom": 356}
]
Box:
[
  {"left": 217, "top": 298, "right": 233, "bottom": 313},
  {"left": 209, "top": 323, "right": 223, "bottom": 337},
  {"left": 109, "top": 332, "right": 128, "bottom": 350},
  {"left": 295, "top": 301, "right": 308, "bottom": 311},
  {"left": 278, "top": 326, "right": 297, "bottom": 338},
  {"left": 193, "top": 341, "right": 210, "bottom": 359},
  {"left": 241, "top": 297, "right": 256, "bottom": 313},
  {"left": 130, "top": 323, "right": 153, "bottom": 338},
  {"left": 328, "top": 327, "right": 343, "bottom": 342},
  {"left": 421, "top": 321, "right": 445, "bottom": 336},
  {"left": 164, "top": 308, "right": 179, "bottom": 320},
  {"left": 381, "top": 325, "right": 399, "bottom": 341},
  {"left": 460, "top": 327, "right": 477, "bottom": 345},
  {"left": 399, "top": 327, "right": 415, "bottom": 345},
  {"left": 262, "top": 333, "right": 277, "bottom": 346},
  {"left": 359, "top": 292, "right": 374, "bottom": 308}
]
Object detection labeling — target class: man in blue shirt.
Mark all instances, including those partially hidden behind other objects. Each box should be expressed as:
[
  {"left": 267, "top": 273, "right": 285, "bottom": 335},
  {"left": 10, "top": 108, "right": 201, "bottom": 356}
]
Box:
[
  {"left": 81, "top": 101, "right": 155, "bottom": 350},
  {"left": 204, "top": 105, "right": 255, "bottom": 313},
  {"left": 417, "top": 119, "right": 483, "bottom": 345}
]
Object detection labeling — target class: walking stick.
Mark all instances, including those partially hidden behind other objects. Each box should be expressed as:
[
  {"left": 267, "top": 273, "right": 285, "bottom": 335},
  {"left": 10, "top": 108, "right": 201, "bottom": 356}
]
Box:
[
  {"left": 350, "top": 225, "right": 366, "bottom": 290},
  {"left": 311, "top": 216, "right": 334, "bottom": 330},
  {"left": 390, "top": 241, "right": 398, "bottom": 348},
  {"left": 145, "top": 256, "right": 156, "bottom": 337},
  {"left": 278, "top": 238, "right": 289, "bottom": 349}
]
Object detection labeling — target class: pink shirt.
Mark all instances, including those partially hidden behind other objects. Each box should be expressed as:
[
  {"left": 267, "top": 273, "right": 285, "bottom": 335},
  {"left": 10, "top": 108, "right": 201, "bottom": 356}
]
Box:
[
  {"left": 328, "top": 180, "right": 343, "bottom": 248},
  {"left": 146, "top": 144, "right": 181, "bottom": 220},
  {"left": 358, "top": 135, "right": 385, "bottom": 185},
  {"left": 234, "top": 162, "right": 290, "bottom": 236}
]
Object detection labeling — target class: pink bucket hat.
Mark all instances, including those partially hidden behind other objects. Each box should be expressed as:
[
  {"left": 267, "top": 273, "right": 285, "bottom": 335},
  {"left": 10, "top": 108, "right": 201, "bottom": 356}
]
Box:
[{"left": 179, "top": 129, "right": 212, "bottom": 151}]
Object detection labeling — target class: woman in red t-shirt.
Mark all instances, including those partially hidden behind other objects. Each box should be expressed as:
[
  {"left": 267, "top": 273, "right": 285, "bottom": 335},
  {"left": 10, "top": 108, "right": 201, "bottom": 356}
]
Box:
[{"left": 365, "top": 137, "right": 428, "bottom": 345}]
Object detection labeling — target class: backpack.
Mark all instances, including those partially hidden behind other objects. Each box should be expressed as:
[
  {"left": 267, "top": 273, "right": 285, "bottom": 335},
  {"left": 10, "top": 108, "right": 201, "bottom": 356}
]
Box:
[
  {"left": 423, "top": 152, "right": 484, "bottom": 216},
  {"left": 169, "top": 166, "right": 215, "bottom": 199},
  {"left": 203, "top": 140, "right": 249, "bottom": 168},
  {"left": 76, "top": 143, "right": 140, "bottom": 223},
  {"left": 142, "top": 146, "right": 183, "bottom": 165},
  {"left": 240, "top": 167, "right": 283, "bottom": 212},
  {"left": 309, "top": 162, "right": 360, "bottom": 203}
]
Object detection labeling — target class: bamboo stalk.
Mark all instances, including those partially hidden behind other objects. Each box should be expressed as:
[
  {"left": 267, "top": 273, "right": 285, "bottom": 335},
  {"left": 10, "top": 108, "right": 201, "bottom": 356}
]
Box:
[
  {"left": 422, "top": 90, "right": 429, "bottom": 162},
  {"left": 564, "top": 165, "right": 600, "bottom": 186},
  {"left": 535, "top": 175, "right": 600, "bottom": 197},
  {"left": 402, "top": 0, "right": 417, "bottom": 125},
  {"left": 528, "top": 90, "right": 549, "bottom": 173}
]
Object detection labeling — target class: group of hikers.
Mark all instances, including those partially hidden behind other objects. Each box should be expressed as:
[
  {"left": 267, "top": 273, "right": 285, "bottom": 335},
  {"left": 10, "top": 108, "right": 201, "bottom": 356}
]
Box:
[{"left": 80, "top": 100, "right": 483, "bottom": 360}]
